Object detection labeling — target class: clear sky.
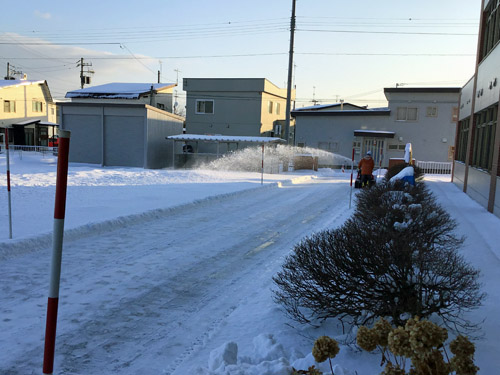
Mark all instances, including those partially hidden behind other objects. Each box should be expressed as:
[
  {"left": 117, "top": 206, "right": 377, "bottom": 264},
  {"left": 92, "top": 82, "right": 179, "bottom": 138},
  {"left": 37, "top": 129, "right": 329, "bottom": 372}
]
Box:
[{"left": 0, "top": 0, "right": 481, "bottom": 108}]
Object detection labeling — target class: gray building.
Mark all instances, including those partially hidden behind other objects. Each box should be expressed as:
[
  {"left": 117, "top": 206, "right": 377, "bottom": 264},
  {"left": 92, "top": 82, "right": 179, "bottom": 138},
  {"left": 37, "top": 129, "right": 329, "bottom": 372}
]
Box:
[
  {"left": 183, "top": 78, "right": 293, "bottom": 153},
  {"left": 292, "top": 87, "right": 460, "bottom": 167},
  {"left": 59, "top": 102, "right": 184, "bottom": 169}
]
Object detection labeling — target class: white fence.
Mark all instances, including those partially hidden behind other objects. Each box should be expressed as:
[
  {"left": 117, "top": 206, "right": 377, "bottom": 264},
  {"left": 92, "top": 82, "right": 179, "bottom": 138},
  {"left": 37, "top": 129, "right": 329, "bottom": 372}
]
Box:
[{"left": 415, "top": 161, "right": 452, "bottom": 174}]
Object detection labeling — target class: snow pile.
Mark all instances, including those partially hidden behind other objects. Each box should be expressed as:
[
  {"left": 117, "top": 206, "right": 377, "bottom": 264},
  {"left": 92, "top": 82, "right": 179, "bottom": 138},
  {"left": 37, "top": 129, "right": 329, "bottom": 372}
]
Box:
[
  {"left": 389, "top": 166, "right": 414, "bottom": 182},
  {"left": 198, "top": 334, "right": 356, "bottom": 375}
]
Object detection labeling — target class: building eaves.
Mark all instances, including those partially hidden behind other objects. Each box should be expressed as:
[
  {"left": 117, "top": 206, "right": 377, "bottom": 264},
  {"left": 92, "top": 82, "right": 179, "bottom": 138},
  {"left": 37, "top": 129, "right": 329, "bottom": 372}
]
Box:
[
  {"left": 291, "top": 109, "right": 391, "bottom": 117},
  {"left": 384, "top": 87, "right": 461, "bottom": 94}
]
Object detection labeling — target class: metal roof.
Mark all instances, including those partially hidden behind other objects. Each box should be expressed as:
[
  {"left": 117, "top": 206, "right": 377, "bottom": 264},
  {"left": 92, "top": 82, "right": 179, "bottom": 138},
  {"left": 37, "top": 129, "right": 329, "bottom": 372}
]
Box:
[
  {"left": 167, "top": 134, "right": 285, "bottom": 143},
  {"left": 66, "top": 82, "right": 176, "bottom": 99}
]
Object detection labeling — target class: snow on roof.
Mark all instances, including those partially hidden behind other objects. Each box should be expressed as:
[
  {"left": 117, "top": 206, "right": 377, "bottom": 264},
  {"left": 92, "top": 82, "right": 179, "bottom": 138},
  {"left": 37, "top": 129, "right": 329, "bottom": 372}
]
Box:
[
  {"left": 167, "top": 134, "right": 285, "bottom": 143},
  {"left": 0, "top": 79, "right": 45, "bottom": 89},
  {"left": 65, "top": 82, "right": 176, "bottom": 99}
]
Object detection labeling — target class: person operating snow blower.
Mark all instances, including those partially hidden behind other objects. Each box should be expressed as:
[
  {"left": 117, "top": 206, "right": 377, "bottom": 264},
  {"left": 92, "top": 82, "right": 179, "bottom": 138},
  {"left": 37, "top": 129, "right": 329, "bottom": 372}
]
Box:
[{"left": 357, "top": 151, "right": 375, "bottom": 188}]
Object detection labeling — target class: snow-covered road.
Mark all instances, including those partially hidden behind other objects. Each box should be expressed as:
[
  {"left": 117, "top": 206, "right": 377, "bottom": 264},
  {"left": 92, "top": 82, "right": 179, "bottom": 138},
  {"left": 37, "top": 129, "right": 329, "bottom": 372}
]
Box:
[{"left": 1, "top": 176, "right": 352, "bottom": 374}]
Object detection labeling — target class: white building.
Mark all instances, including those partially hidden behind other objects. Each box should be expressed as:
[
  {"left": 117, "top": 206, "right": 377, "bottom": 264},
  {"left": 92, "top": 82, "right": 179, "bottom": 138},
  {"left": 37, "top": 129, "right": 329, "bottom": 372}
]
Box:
[{"left": 292, "top": 87, "right": 459, "bottom": 167}]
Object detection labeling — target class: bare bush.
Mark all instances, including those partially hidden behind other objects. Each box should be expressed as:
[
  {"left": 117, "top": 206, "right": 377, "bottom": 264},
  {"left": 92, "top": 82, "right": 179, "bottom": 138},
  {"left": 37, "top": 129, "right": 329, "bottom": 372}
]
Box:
[{"left": 273, "top": 181, "right": 484, "bottom": 332}]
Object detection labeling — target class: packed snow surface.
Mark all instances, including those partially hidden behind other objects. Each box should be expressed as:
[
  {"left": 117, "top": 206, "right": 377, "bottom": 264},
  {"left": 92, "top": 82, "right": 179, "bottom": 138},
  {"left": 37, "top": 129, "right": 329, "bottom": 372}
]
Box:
[{"left": 0, "top": 152, "right": 499, "bottom": 374}]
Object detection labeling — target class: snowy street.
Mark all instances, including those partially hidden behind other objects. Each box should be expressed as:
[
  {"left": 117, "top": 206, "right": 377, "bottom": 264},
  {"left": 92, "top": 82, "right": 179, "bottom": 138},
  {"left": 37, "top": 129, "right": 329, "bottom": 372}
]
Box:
[{"left": 1, "top": 176, "right": 352, "bottom": 374}]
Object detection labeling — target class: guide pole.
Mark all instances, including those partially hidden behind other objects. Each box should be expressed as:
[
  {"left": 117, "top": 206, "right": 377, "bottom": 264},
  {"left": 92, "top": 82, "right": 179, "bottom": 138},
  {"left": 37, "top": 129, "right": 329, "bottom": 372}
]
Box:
[
  {"left": 5, "top": 128, "right": 12, "bottom": 239},
  {"left": 261, "top": 144, "right": 264, "bottom": 185},
  {"left": 43, "top": 130, "right": 71, "bottom": 375},
  {"left": 349, "top": 148, "right": 354, "bottom": 209}
]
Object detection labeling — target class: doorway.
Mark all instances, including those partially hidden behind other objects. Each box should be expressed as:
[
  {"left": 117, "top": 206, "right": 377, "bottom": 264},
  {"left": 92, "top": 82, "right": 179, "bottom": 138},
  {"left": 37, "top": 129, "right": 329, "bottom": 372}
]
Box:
[{"left": 362, "top": 138, "right": 385, "bottom": 167}]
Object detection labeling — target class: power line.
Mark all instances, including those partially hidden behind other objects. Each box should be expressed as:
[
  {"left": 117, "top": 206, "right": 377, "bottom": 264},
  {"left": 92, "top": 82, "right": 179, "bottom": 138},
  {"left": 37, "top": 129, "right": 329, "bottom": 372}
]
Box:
[{"left": 297, "top": 29, "right": 476, "bottom": 36}]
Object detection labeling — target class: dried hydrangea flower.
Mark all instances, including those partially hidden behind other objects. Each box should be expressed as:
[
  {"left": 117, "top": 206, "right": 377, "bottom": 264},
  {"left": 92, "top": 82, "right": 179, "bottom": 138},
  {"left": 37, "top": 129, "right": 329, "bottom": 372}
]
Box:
[
  {"left": 388, "top": 326, "right": 412, "bottom": 357},
  {"left": 373, "top": 318, "right": 393, "bottom": 347},
  {"left": 357, "top": 326, "right": 378, "bottom": 352},
  {"left": 312, "top": 336, "right": 340, "bottom": 363},
  {"left": 408, "top": 319, "right": 447, "bottom": 357},
  {"left": 449, "top": 335, "right": 475, "bottom": 357}
]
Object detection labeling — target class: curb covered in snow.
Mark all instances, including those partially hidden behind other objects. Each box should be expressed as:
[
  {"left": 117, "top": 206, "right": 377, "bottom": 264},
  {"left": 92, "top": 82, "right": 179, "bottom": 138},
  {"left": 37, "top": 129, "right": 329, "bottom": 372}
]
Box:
[{"left": 0, "top": 175, "right": 314, "bottom": 260}]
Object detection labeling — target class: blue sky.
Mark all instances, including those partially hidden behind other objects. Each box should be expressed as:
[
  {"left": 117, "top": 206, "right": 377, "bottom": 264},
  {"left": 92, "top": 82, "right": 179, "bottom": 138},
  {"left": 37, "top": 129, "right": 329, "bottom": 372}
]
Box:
[{"left": 0, "top": 0, "right": 481, "bottom": 107}]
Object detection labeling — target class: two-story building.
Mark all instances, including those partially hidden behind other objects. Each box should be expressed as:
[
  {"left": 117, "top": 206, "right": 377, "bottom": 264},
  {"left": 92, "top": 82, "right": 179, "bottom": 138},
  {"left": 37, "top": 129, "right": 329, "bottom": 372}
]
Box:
[
  {"left": 183, "top": 78, "right": 294, "bottom": 153},
  {"left": 0, "top": 79, "right": 58, "bottom": 146},
  {"left": 292, "top": 87, "right": 459, "bottom": 167},
  {"left": 454, "top": 0, "right": 500, "bottom": 217}
]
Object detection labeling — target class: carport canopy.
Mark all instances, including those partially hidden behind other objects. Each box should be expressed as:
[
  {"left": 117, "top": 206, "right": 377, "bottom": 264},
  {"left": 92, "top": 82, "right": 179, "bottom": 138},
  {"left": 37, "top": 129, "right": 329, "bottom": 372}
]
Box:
[
  {"left": 166, "top": 134, "right": 286, "bottom": 184},
  {"left": 354, "top": 130, "right": 395, "bottom": 138},
  {"left": 167, "top": 134, "right": 285, "bottom": 144}
]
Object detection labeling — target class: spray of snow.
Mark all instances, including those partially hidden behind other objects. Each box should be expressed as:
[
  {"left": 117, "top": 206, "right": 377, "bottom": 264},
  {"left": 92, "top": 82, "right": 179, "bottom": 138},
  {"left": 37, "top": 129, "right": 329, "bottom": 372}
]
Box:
[{"left": 199, "top": 145, "right": 352, "bottom": 172}]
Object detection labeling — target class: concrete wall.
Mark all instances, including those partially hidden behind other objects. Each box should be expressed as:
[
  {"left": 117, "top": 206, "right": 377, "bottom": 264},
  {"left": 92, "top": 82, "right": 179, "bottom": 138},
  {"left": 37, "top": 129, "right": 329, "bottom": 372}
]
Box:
[
  {"left": 464, "top": 167, "right": 492, "bottom": 209},
  {"left": 294, "top": 115, "right": 391, "bottom": 162},
  {"left": 453, "top": 161, "right": 466, "bottom": 191}
]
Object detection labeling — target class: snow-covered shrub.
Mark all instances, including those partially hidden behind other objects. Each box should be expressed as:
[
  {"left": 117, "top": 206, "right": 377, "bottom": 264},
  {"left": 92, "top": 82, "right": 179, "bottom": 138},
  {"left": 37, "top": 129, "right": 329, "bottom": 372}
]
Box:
[
  {"left": 273, "top": 180, "right": 484, "bottom": 332},
  {"left": 384, "top": 163, "right": 423, "bottom": 182}
]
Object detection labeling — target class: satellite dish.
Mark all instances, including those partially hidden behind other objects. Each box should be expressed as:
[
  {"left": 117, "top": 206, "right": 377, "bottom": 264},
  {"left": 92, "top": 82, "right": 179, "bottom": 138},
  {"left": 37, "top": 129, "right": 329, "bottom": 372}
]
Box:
[{"left": 174, "top": 102, "right": 178, "bottom": 108}]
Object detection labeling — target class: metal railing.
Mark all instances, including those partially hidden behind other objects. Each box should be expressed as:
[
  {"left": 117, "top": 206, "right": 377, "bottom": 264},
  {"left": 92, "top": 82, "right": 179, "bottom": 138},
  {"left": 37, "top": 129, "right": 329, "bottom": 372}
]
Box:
[
  {"left": 2, "top": 145, "right": 58, "bottom": 157},
  {"left": 415, "top": 161, "right": 452, "bottom": 174}
]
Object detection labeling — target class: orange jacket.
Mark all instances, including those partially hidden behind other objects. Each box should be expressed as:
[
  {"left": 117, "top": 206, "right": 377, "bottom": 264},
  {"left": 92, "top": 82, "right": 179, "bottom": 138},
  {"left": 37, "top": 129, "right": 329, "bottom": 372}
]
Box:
[{"left": 358, "top": 156, "right": 374, "bottom": 175}]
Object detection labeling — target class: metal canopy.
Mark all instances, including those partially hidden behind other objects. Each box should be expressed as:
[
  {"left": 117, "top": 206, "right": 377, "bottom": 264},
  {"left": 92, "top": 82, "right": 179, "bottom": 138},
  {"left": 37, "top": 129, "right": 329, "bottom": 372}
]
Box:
[
  {"left": 167, "top": 134, "right": 285, "bottom": 143},
  {"left": 354, "top": 130, "right": 395, "bottom": 138}
]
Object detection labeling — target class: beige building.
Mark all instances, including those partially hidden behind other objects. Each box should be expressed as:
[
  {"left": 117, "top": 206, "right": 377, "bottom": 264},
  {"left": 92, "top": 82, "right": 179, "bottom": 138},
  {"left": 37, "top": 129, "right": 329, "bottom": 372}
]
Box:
[
  {"left": 183, "top": 78, "right": 294, "bottom": 153},
  {"left": 0, "top": 79, "right": 58, "bottom": 146}
]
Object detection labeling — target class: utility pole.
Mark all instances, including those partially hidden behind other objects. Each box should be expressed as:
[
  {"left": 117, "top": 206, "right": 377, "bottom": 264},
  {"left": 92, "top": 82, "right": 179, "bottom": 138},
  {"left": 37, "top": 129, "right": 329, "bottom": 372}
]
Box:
[
  {"left": 174, "top": 69, "right": 181, "bottom": 85},
  {"left": 285, "top": 0, "right": 296, "bottom": 144},
  {"left": 77, "top": 58, "right": 94, "bottom": 89},
  {"left": 312, "top": 86, "right": 318, "bottom": 106},
  {"left": 4, "top": 63, "right": 22, "bottom": 80}
]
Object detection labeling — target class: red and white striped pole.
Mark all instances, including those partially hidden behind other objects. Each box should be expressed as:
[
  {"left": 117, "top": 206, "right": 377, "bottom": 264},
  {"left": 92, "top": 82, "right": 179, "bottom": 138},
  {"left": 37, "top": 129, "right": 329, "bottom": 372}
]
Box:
[
  {"left": 43, "top": 130, "right": 71, "bottom": 375},
  {"left": 349, "top": 147, "right": 354, "bottom": 209},
  {"left": 261, "top": 144, "right": 264, "bottom": 185},
  {"left": 5, "top": 128, "right": 12, "bottom": 239}
]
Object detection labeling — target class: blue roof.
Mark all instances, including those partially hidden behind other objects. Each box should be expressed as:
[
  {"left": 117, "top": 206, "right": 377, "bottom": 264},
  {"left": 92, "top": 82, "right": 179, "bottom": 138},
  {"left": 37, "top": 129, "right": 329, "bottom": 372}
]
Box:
[{"left": 65, "top": 82, "right": 176, "bottom": 99}]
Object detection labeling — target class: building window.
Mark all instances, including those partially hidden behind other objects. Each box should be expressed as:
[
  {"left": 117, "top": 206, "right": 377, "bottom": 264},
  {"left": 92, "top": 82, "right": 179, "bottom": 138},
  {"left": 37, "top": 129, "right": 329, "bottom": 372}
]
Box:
[
  {"left": 456, "top": 118, "right": 469, "bottom": 163},
  {"left": 3, "top": 100, "right": 16, "bottom": 113},
  {"left": 481, "top": 0, "right": 500, "bottom": 61},
  {"left": 396, "top": 107, "right": 418, "bottom": 121},
  {"left": 195, "top": 100, "right": 214, "bottom": 114},
  {"left": 426, "top": 106, "right": 438, "bottom": 117},
  {"left": 268, "top": 101, "right": 273, "bottom": 114},
  {"left": 318, "top": 141, "right": 339, "bottom": 152},
  {"left": 470, "top": 104, "right": 497, "bottom": 170},
  {"left": 32, "top": 101, "right": 43, "bottom": 112},
  {"left": 276, "top": 102, "right": 280, "bottom": 115}
]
